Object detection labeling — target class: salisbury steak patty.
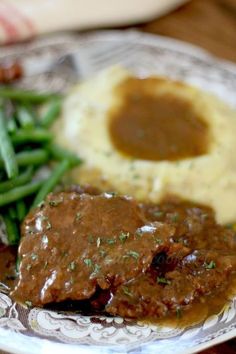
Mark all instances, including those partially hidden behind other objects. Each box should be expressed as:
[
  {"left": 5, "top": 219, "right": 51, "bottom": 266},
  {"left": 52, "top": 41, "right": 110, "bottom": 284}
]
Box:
[
  {"left": 12, "top": 190, "right": 236, "bottom": 320},
  {"left": 12, "top": 191, "right": 175, "bottom": 306}
]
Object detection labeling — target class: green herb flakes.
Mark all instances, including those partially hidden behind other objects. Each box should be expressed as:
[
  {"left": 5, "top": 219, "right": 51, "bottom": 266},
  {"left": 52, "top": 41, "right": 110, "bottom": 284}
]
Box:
[
  {"left": 93, "top": 264, "right": 101, "bottom": 274},
  {"left": 133, "top": 174, "right": 140, "bottom": 179},
  {"left": 119, "top": 231, "right": 130, "bottom": 243},
  {"left": 170, "top": 213, "right": 179, "bottom": 222},
  {"left": 49, "top": 197, "right": 63, "bottom": 207},
  {"left": 88, "top": 235, "right": 95, "bottom": 243},
  {"left": 135, "top": 229, "right": 143, "bottom": 238},
  {"left": 153, "top": 211, "right": 164, "bottom": 218},
  {"left": 176, "top": 307, "right": 182, "bottom": 319},
  {"left": 205, "top": 260, "right": 216, "bottom": 269},
  {"left": 41, "top": 215, "right": 52, "bottom": 230},
  {"left": 84, "top": 258, "right": 93, "bottom": 267},
  {"left": 157, "top": 277, "right": 171, "bottom": 285},
  {"left": 99, "top": 250, "right": 107, "bottom": 257},
  {"left": 123, "top": 286, "right": 133, "bottom": 297},
  {"left": 68, "top": 261, "right": 76, "bottom": 271},
  {"left": 75, "top": 212, "right": 82, "bottom": 221},
  {"left": 31, "top": 253, "right": 38, "bottom": 261},
  {"left": 25, "top": 300, "right": 32, "bottom": 308},
  {"left": 155, "top": 238, "right": 162, "bottom": 245},
  {"left": 124, "top": 250, "right": 139, "bottom": 260},
  {"left": 26, "top": 264, "right": 32, "bottom": 271},
  {"left": 107, "top": 239, "right": 116, "bottom": 245}
]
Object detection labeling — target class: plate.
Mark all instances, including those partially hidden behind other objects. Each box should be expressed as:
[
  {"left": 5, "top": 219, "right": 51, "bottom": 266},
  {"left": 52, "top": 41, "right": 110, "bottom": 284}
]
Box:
[{"left": 1, "top": 30, "right": 236, "bottom": 354}]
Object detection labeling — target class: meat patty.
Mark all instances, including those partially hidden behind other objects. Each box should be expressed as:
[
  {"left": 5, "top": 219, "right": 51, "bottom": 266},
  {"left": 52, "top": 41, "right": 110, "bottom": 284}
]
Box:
[
  {"left": 11, "top": 191, "right": 175, "bottom": 306},
  {"left": 11, "top": 189, "right": 236, "bottom": 320}
]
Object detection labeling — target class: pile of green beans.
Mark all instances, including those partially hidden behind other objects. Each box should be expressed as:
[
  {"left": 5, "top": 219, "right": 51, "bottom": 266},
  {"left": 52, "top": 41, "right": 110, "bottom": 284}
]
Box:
[{"left": 0, "top": 87, "right": 82, "bottom": 245}]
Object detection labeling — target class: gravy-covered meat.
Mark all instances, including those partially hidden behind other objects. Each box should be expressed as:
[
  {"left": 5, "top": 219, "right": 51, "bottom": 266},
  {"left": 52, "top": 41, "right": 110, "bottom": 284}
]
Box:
[
  {"left": 12, "top": 192, "right": 175, "bottom": 306},
  {"left": 11, "top": 190, "right": 236, "bottom": 321}
]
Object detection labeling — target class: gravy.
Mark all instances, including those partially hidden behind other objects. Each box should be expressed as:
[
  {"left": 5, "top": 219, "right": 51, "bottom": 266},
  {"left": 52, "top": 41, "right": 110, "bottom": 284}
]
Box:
[{"left": 109, "top": 78, "right": 209, "bottom": 161}]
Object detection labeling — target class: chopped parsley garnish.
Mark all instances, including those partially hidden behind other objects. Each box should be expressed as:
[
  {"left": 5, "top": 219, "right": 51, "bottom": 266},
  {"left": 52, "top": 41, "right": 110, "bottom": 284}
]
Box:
[
  {"left": 27, "top": 227, "right": 36, "bottom": 235},
  {"left": 124, "top": 250, "right": 139, "bottom": 260},
  {"left": 41, "top": 215, "right": 52, "bottom": 230},
  {"left": 205, "top": 260, "right": 216, "bottom": 269},
  {"left": 92, "top": 264, "right": 101, "bottom": 274},
  {"left": 99, "top": 249, "right": 107, "bottom": 257},
  {"left": 157, "top": 277, "right": 171, "bottom": 285},
  {"left": 46, "top": 222, "right": 52, "bottom": 230},
  {"left": 123, "top": 286, "right": 133, "bottom": 297},
  {"left": 75, "top": 212, "right": 82, "bottom": 221},
  {"left": 88, "top": 235, "right": 95, "bottom": 243},
  {"left": 155, "top": 238, "right": 162, "bottom": 245},
  {"left": 26, "top": 264, "right": 32, "bottom": 271},
  {"left": 68, "top": 261, "right": 76, "bottom": 271},
  {"left": 31, "top": 253, "right": 38, "bottom": 261},
  {"left": 38, "top": 201, "right": 45, "bottom": 209},
  {"left": 43, "top": 261, "right": 48, "bottom": 270},
  {"left": 135, "top": 229, "right": 143, "bottom": 238},
  {"left": 49, "top": 197, "right": 63, "bottom": 207},
  {"left": 153, "top": 211, "right": 164, "bottom": 218},
  {"left": 170, "top": 213, "right": 179, "bottom": 222},
  {"left": 107, "top": 239, "right": 116, "bottom": 245},
  {"left": 133, "top": 174, "right": 140, "bottom": 179},
  {"left": 176, "top": 307, "right": 182, "bottom": 319},
  {"left": 84, "top": 258, "right": 93, "bottom": 267},
  {"left": 201, "top": 213, "right": 208, "bottom": 221},
  {"left": 119, "top": 231, "right": 130, "bottom": 243}
]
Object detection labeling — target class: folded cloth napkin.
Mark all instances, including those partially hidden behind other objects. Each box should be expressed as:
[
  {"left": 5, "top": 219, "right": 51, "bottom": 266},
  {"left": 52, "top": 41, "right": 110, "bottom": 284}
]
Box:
[{"left": 0, "top": 0, "right": 188, "bottom": 44}]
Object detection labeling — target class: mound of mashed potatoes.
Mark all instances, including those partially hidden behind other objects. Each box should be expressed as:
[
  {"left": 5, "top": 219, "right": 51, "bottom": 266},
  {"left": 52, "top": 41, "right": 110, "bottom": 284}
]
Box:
[{"left": 54, "top": 66, "right": 236, "bottom": 224}]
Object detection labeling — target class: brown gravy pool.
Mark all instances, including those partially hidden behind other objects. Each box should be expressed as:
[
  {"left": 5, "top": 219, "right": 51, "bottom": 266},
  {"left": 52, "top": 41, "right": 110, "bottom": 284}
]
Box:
[{"left": 108, "top": 77, "right": 209, "bottom": 161}]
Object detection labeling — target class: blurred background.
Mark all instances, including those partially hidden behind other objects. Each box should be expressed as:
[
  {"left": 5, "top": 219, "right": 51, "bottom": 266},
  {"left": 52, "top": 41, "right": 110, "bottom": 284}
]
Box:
[{"left": 0, "top": 0, "right": 235, "bottom": 63}]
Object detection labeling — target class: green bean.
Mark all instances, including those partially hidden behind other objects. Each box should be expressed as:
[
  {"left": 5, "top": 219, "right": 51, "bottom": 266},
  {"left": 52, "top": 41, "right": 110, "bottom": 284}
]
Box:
[
  {"left": 16, "top": 149, "right": 49, "bottom": 167},
  {"left": 16, "top": 256, "right": 21, "bottom": 273},
  {"left": 16, "top": 200, "right": 27, "bottom": 221},
  {"left": 11, "top": 128, "right": 52, "bottom": 145},
  {"left": 0, "top": 166, "right": 33, "bottom": 193},
  {"left": 8, "top": 207, "right": 17, "bottom": 220},
  {"left": 32, "top": 159, "right": 71, "bottom": 208},
  {"left": 47, "top": 143, "right": 82, "bottom": 166},
  {"left": 0, "top": 108, "right": 18, "bottom": 178},
  {"left": 0, "top": 180, "right": 44, "bottom": 207},
  {"left": 0, "top": 88, "right": 60, "bottom": 103},
  {"left": 0, "top": 149, "right": 49, "bottom": 169},
  {"left": 16, "top": 105, "right": 35, "bottom": 129},
  {"left": 7, "top": 116, "right": 18, "bottom": 133},
  {"left": 3, "top": 213, "right": 19, "bottom": 245},
  {"left": 40, "top": 98, "right": 62, "bottom": 128}
]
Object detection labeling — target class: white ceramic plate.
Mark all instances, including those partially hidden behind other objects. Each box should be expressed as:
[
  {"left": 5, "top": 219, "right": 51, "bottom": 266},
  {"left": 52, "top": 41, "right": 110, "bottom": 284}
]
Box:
[{"left": 1, "top": 30, "right": 236, "bottom": 354}]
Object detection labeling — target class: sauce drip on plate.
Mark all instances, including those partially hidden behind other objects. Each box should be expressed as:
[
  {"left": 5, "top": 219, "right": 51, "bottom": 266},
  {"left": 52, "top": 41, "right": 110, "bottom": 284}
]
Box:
[{"left": 109, "top": 77, "right": 209, "bottom": 161}]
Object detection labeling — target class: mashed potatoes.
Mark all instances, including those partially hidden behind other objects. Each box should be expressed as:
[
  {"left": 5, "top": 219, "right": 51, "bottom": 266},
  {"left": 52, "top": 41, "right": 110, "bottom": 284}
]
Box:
[{"left": 54, "top": 66, "right": 236, "bottom": 224}]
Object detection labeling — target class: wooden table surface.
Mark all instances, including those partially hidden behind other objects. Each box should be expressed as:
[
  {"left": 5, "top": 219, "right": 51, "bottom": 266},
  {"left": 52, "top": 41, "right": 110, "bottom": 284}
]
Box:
[
  {"left": 138, "top": 0, "right": 236, "bottom": 352},
  {"left": 139, "top": 0, "right": 236, "bottom": 63}
]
